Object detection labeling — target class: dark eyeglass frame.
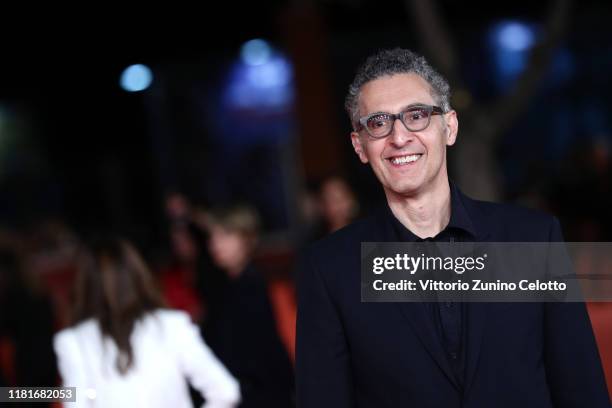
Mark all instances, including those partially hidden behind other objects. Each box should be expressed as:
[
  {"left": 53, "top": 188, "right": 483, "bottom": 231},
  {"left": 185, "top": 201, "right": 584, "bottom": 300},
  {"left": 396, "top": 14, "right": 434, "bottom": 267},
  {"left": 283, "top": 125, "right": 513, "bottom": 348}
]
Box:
[{"left": 356, "top": 104, "right": 445, "bottom": 139}]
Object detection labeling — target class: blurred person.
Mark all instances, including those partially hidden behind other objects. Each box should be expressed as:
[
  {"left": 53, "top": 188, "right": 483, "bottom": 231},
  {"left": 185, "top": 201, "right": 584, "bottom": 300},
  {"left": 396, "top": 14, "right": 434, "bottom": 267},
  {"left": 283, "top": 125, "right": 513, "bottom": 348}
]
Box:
[
  {"left": 158, "top": 192, "right": 204, "bottom": 322},
  {"left": 165, "top": 192, "right": 200, "bottom": 267},
  {"left": 24, "top": 219, "right": 80, "bottom": 329},
  {"left": 296, "top": 48, "right": 609, "bottom": 407},
  {"left": 295, "top": 177, "right": 360, "bottom": 245},
  {"left": 53, "top": 237, "right": 240, "bottom": 408},
  {"left": 293, "top": 184, "right": 325, "bottom": 250},
  {"left": 196, "top": 205, "right": 295, "bottom": 407},
  {"left": 0, "top": 244, "right": 56, "bottom": 402},
  {"left": 318, "top": 176, "right": 360, "bottom": 234}
]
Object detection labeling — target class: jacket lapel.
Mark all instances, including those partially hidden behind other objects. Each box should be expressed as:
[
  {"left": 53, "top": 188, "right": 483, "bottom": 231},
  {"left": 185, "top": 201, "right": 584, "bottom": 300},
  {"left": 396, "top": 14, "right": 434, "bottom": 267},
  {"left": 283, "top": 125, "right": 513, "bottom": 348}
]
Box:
[
  {"left": 456, "top": 188, "right": 492, "bottom": 394},
  {"left": 464, "top": 302, "right": 487, "bottom": 395},
  {"left": 396, "top": 302, "right": 461, "bottom": 389}
]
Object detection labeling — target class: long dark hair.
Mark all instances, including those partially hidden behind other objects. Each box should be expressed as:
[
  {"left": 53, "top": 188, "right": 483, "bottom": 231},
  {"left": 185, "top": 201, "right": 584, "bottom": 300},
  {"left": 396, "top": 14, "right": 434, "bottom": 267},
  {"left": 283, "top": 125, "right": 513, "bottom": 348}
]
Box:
[{"left": 73, "top": 237, "right": 164, "bottom": 374}]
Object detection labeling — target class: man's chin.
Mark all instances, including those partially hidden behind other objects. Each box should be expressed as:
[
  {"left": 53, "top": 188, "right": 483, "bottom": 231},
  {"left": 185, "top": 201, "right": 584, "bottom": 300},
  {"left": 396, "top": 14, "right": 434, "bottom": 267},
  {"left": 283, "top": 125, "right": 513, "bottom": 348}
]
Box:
[{"left": 383, "top": 182, "right": 423, "bottom": 198}]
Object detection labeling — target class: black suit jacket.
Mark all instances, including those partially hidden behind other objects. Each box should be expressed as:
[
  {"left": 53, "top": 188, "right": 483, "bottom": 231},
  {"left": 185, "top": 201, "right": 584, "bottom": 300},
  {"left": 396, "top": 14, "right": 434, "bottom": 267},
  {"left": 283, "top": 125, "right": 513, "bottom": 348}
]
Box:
[{"left": 296, "top": 188, "right": 610, "bottom": 407}]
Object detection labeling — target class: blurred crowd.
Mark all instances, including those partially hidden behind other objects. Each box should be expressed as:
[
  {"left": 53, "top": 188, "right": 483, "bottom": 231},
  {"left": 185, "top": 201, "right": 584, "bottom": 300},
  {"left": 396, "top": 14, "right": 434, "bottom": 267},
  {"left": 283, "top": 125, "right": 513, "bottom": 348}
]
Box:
[{"left": 0, "top": 175, "right": 361, "bottom": 407}]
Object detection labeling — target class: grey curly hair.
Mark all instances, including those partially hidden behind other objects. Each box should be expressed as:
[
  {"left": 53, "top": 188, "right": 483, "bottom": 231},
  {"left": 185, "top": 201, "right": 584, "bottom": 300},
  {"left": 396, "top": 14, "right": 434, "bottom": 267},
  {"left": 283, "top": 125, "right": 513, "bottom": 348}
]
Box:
[{"left": 345, "top": 48, "right": 452, "bottom": 130}]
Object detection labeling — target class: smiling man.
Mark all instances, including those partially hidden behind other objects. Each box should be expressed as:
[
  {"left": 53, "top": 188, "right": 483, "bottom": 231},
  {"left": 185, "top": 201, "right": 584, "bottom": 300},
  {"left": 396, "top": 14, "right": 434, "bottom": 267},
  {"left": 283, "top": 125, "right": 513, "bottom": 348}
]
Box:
[
  {"left": 350, "top": 68, "right": 457, "bottom": 238},
  {"left": 296, "top": 48, "right": 610, "bottom": 407}
]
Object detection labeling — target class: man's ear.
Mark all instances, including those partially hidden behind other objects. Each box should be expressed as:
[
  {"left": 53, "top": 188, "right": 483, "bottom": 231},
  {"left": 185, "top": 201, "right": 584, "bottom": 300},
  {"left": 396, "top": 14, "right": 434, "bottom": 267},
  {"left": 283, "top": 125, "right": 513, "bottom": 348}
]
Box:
[
  {"left": 351, "top": 132, "right": 369, "bottom": 164},
  {"left": 445, "top": 110, "right": 459, "bottom": 147}
]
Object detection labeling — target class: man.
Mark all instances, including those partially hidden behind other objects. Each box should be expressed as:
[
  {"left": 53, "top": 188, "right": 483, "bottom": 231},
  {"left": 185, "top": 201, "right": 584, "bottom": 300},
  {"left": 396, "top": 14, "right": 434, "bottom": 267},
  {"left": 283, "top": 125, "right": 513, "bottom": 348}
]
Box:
[{"left": 296, "top": 48, "right": 610, "bottom": 407}]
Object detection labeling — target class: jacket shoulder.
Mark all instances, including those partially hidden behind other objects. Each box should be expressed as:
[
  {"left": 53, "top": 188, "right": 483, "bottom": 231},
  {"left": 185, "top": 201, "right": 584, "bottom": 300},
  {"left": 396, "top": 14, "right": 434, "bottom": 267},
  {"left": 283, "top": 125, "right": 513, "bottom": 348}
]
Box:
[
  {"left": 297, "top": 214, "right": 385, "bottom": 288},
  {"left": 53, "top": 320, "right": 97, "bottom": 355},
  {"left": 465, "top": 196, "right": 560, "bottom": 240},
  {"left": 306, "top": 215, "right": 379, "bottom": 259},
  {"left": 151, "top": 309, "right": 194, "bottom": 331},
  {"left": 470, "top": 197, "right": 555, "bottom": 222}
]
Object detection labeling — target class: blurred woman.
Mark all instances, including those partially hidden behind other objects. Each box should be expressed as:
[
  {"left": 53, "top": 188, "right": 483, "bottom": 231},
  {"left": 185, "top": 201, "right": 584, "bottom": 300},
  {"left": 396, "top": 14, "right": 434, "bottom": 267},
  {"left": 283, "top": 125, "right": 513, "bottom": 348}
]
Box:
[{"left": 53, "top": 237, "right": 240, "bottom": 408}]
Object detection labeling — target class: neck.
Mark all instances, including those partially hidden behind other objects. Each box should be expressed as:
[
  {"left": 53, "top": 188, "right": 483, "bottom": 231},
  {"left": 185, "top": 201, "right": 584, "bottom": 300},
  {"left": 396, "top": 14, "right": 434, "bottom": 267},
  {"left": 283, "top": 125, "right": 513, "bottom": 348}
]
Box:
[
  {"left": 328, "top": 216, "right": 351, "bottom": 232},
  {"left": 386, "top": 179, "right": 451, "bottom": 239},
  {"left": 225, "top": 257, "right": 249, "bottom": 280}
]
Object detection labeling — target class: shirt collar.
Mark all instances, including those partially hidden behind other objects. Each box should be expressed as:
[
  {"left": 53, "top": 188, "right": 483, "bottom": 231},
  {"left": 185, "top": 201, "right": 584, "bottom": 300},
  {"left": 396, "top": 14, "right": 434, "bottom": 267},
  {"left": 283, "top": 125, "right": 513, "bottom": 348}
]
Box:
[{"left": 387, "top": 182, "right": 477, "bottom": 242}]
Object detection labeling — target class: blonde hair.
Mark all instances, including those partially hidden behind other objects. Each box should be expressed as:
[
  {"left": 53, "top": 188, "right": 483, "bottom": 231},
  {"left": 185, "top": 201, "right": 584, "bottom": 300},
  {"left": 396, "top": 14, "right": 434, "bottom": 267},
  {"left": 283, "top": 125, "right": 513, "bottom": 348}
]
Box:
[{"left": 209, "top": 205, "right": 261, "bottom": 242}]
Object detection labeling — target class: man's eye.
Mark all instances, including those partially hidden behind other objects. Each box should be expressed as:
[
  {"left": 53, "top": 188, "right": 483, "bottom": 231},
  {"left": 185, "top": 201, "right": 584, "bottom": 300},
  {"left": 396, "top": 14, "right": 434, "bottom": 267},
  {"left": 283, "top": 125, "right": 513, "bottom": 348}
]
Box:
[
  {"left": 367, "top": 115, "right": 390, "bottom": 129},
  {"left": 407, "top": 109, "right": 428, "bottom": 121}
]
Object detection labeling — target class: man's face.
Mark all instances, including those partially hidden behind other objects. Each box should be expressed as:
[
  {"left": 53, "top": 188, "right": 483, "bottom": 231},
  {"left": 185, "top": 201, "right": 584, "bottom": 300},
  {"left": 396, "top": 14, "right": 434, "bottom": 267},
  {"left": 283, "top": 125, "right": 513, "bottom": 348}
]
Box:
[{"left": 351, "top": 73, "right": 458, "bottom": 199}]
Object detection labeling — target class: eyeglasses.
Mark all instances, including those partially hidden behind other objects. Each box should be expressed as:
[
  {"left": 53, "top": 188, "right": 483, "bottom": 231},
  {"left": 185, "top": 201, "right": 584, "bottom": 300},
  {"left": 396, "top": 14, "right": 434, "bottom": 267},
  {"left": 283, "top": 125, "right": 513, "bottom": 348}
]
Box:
[{"left": 357, "top": 104, "right": 445, "bottom": 139}]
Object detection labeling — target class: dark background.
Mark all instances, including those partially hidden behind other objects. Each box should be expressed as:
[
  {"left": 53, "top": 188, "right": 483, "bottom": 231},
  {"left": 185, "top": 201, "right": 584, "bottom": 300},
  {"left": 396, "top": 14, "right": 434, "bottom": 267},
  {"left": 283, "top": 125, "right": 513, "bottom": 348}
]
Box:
[{"left": 0, "top": 0, "right": 611, "bottom": 248}]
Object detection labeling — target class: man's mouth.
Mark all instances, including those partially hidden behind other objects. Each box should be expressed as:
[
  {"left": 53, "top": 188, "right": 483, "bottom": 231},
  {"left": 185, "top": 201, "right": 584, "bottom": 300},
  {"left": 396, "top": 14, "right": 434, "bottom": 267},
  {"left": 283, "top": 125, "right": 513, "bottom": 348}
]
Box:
[{"left": 388, "top": 154, "right": 423, "bottom": 166}]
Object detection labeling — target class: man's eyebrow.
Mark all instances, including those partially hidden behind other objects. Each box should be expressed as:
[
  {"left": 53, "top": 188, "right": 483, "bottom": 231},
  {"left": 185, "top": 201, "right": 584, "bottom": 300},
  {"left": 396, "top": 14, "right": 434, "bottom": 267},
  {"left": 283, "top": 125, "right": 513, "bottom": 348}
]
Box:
[
  {"left": 399, "top": 103, "right": 430, "bottom": 111},
  {"left": 363, "top": 103, "right": 430, "bottom": 117}
]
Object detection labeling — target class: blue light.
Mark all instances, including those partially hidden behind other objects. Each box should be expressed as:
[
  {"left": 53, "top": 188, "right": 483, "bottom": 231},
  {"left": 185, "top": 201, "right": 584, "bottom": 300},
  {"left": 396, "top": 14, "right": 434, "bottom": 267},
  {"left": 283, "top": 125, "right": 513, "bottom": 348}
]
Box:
[
  {"left": 488, "top": 21, "right": 539, "bottom": 90},
  {"left": 120, "top": 64, "right": 153, "bottom": 92},
  {"left": 225, "top": 53, "right": 294, "bottom": 110},
  {"left": 497, "top": 22, "right": 535, "bottom": 51},
  {"left": 216, "top": 44, "right": 295, "bottom": 145},
  {"left": 241, "top": 39, "right": 272, "bottom": 66},
  {"left": 246, "top": 56, "right": 292, "bottom": 88}
]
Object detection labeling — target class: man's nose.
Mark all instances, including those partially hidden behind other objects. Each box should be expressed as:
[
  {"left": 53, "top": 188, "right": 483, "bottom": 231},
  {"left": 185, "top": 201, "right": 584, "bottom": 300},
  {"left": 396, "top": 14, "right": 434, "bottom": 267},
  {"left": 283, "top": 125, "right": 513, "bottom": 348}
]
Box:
[{"left": 388, "top": 118, "right": 414, "bottom": 147}]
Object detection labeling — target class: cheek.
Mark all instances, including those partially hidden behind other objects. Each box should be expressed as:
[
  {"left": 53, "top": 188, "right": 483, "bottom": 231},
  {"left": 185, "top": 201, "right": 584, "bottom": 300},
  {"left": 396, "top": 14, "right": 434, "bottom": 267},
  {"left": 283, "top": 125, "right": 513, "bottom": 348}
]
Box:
[
  {"left": 427, "top": 134, "right": 448, "bottom": 160},
  {"left": 363, "top": 141, "right": 385, "bottom": 161},
  {"left": 226, "top": 238, "right": 243, "bottom": 255}
]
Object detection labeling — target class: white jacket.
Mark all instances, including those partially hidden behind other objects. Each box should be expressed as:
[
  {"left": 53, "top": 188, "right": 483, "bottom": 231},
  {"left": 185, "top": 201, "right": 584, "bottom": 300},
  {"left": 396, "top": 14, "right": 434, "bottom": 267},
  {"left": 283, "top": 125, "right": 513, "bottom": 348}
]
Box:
[{"left": 53, "top": 309, "right": 241, "bottom": 408}]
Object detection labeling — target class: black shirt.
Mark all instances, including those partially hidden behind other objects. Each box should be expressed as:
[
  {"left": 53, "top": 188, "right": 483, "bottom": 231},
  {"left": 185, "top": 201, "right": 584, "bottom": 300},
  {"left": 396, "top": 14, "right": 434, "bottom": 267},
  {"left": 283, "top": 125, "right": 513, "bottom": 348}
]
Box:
[{"left": 386, "top": 183, "right": 477, "bottom": 389}]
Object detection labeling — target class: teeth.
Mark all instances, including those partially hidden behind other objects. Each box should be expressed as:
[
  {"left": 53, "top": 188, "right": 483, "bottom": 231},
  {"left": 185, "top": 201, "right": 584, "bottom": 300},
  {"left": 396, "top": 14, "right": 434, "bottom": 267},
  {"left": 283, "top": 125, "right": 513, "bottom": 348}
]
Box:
[{"left": 391, "top": 154, "right": 421, "bottom": 165}]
